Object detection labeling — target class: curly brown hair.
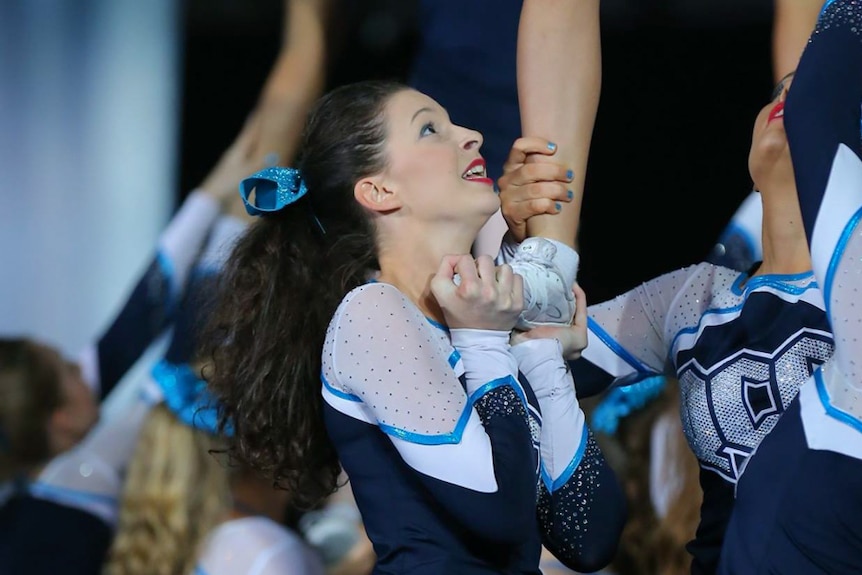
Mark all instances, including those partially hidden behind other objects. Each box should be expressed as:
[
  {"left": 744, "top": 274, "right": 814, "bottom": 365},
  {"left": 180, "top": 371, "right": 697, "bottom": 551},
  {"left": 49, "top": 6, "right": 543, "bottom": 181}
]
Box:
[{"left": 200, "top": 80, "right": 407, "bottom": 511}]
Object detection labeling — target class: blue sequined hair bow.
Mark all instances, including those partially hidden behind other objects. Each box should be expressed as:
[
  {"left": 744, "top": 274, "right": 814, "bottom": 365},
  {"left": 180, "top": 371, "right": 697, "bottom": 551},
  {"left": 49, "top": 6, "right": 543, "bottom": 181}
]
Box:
[
  {"left": 151, "top": 359, "right": 232, "bottom": 437},
  {"left": 239, "top": 167, "right": 307, "bottom": 215},
  {"left": 590, "top": 374, "right": 668, "bottom": 435},
  {"left": 238, "top": 167, "right": 326, "bottom": 234}
]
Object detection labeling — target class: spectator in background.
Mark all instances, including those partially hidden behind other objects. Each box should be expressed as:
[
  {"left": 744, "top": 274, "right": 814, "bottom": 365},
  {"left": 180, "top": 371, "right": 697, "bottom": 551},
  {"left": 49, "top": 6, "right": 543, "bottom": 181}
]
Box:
[
  {"left": 0, "top": 112, "right": 254, "bottom": 575},
  {"left": 586, "top": 377, "right": 702, "bottom": 575},
  {"left": 103, "top": 390, "right": 329, "bottom": 575}
]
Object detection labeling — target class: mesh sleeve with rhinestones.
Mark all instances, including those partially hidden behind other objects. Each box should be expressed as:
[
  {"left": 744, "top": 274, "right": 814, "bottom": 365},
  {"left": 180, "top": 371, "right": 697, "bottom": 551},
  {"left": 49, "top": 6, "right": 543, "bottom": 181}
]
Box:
[
  {"left": 322, "top": 282, "right": 540, "bottom": 542},
  {"left": 535, "top": 428, "right": 626, "bottom": 572}
]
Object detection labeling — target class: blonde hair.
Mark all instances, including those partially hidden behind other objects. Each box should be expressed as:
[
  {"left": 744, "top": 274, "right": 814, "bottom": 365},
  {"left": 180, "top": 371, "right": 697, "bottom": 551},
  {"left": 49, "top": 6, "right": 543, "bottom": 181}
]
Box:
[{"left": 104, "top": 403, "right": 232, "bottom": 575}]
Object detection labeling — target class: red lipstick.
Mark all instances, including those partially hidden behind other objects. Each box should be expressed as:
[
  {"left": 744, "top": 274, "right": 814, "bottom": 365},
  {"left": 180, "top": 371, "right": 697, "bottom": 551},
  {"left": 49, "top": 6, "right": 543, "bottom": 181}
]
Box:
[{"left": 768, "top": 101, "right": 785, "bottom": 124}]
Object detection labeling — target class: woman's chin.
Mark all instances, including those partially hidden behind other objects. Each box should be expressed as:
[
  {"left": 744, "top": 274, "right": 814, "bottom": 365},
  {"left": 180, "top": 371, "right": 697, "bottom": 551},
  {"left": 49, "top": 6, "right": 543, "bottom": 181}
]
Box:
[{"left": 749, "top": 147, "right": 791, "bottom": 190}]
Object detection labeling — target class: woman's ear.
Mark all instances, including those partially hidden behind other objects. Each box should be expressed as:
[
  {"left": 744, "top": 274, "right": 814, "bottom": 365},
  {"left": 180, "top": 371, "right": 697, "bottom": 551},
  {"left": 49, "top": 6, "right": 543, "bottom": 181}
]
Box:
[{"left": 354, "top": 177, "right": 401, "bottom": 213}]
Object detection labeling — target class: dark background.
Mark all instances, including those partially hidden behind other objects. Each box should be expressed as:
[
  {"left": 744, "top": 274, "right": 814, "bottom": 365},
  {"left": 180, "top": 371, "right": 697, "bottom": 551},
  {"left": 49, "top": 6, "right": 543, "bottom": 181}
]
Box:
[{"left": 177, "top": 0, "right": 775, "bottom": 305}]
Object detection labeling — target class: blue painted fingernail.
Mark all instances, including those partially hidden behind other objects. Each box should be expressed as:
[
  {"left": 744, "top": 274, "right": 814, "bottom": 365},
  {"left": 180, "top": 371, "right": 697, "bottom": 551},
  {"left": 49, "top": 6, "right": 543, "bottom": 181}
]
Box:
[
  {"left": 567, "top": 189, "right": 574, "bottom": 199},
  {"left": 566, "top": 169, "right": 574, "bottom": 180},
  {"left": 555, "top": 202, "right": 562, "bottom": 211},
  {"left": 547, "top": 142, "right": 557, "bottom": 151}
]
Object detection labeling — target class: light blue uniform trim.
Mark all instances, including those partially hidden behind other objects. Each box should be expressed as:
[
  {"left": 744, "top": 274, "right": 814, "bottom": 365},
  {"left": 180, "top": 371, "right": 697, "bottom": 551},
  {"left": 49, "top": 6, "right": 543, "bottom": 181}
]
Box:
[
  {"left": 28, "top": 481, "right": 117, "bottom": 508},
  {"left": 324, "top": 374, "right": 525, "bottom": 445},
  {"left": 820, "top": 0, "right": 838, "bottom": 18},
  {"left": 672, "top": 301, "right": 744, "bottom": 353},
  {"left": 815, "top": 369, "right": 862, "bottom": 433},
  {"left": 732, "top": 270, "right": 818, "bottom": 296},
  {"left": 823, "top": 207, "right": 862, "bottom": 318},
  {"left": 426, "top": 316, "right": 449, "bottom": 332},
  {"left": 448, "top": 349, "right": 461, "bottom": 369},
  {"left": 467, "top": 375, "right": 527, "bottom": 407},
  {"left": 379, "top": 406, "right": 476, "bottom": 445},
  {"left": 540, "top": 420, "right": 589, "bottom": 493},
  {"left": 587, "top": 317, "right": 652, "bottom": 376},
  {"left": 669, "top": 274, "right": 818, "bottom": 358},
  {"left": 321, "top": 373, "right": 361, "bottom": 402},
  {"left": 385, "top": 375, "right": 524, "bottom": 445}
]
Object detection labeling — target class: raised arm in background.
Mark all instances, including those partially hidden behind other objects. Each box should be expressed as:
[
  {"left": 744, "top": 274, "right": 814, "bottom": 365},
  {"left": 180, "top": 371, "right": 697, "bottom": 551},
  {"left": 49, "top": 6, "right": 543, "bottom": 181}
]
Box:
[
  {"left": 248, "top": 0, "right": 332, "bottom": 169},
  {"left": 490, "top": 0, "right": 602, "bottom": 332}
]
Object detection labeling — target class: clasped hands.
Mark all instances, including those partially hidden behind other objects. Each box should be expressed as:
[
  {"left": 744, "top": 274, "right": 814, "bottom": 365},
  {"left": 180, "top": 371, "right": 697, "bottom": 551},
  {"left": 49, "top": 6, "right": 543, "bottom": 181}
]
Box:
[
  {"left": 430, "top": 254, "right": 588, "bottom": 361},
  {"left": 430, "top": 135, "right": 586, "bottom": 359}
]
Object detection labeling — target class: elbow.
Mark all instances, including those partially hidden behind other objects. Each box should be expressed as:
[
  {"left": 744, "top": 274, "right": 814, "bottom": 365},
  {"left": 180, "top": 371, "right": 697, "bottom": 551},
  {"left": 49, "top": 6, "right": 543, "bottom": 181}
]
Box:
[
  {"left": 567, "top": 547, "right": 619, "bottom": 575},
  {"left": 554, "top": 519, "right": 626, "bottom": 574},
  {"left": 547, "top": 481, "right": 628, "bottom": 573},
  {"left": 576, "top": 491, "right": 628, "bottom": 572}
]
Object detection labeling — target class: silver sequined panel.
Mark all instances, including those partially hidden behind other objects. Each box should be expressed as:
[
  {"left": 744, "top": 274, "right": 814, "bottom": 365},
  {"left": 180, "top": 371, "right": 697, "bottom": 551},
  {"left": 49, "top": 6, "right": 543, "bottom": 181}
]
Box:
[{"left": 680, "top": 331, "right": 834, "bottom": 482}]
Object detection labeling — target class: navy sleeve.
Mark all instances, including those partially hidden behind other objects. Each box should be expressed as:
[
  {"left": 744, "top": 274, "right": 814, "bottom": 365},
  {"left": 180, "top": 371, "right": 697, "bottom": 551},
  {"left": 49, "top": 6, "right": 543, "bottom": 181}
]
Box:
[
  {"left": 538, "top": 430, "right": 627, "bottom": 573},
  {"left": 94, "top": 256, "right": 174, "bottom": 398},
  {"left": 91, "top": 192, "right": 221, "bottom": 397},
  {"left": 784, "top": 0, "right": 862, "bottom": 241},
  {"left": 448, "top": 383, "right": 545, "bottom": 543}
]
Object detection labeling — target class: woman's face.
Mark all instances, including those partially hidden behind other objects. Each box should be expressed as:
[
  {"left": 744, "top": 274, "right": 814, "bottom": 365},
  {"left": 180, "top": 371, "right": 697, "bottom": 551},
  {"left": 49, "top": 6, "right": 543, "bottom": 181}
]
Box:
[
  {"left": 378, "top": 89, "right": 501, "bottom": 226},
  {"left": 37, "top": 344, "right": 99, "bottom": 453},
  {"left": 748, "top": 72, "right": 795, "bottom": 192}
]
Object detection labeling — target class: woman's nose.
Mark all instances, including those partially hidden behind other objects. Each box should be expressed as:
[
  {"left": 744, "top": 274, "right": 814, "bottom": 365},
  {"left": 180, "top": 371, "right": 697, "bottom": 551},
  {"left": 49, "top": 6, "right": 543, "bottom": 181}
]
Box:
[{"left": 460, "top": 127, "right": 483, "bottom": 151}]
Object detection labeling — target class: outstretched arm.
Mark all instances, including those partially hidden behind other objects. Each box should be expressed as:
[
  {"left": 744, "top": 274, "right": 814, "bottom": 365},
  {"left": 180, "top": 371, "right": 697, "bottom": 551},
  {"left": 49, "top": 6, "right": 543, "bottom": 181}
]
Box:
[
  {"left": 517, "top": 0, "right": 601, "bottom": 250},
  {"left": 248, "top": 0, "right": 331, "bottom": 168},
  {"left": 80, "top": 113, "right": 260, "bottom": 399},
  {"left": 772, "top": 0, "right": 824, "bottom": 82},
  {"left": 36, "top": 112, "right": 263, "bottom": 527}
]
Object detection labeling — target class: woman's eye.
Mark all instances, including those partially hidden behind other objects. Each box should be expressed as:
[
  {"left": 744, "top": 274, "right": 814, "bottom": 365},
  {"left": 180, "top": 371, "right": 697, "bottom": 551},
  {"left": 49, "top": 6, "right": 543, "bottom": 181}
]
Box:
[
  {"left": 420, "top": 122, "right": 437, "bottom": 137},
  {"left": 770, "top": 82, "right": 785, "bottom": 101},
  {"left": 770, "top": 72, "right": 794, "bottom": 101}
]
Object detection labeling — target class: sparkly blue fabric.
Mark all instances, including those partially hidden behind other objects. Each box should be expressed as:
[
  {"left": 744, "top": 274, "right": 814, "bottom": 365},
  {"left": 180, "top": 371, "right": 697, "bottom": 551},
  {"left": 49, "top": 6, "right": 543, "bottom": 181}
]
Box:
[
  {"left": 590, "top": 375, "right": 668, "bottom": 435},
  {"left": 239, "top": 166, "right": 307, "bottom": 215},
  {"left": 151, "top": 359, "right": 229, "bottom": 436}
]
